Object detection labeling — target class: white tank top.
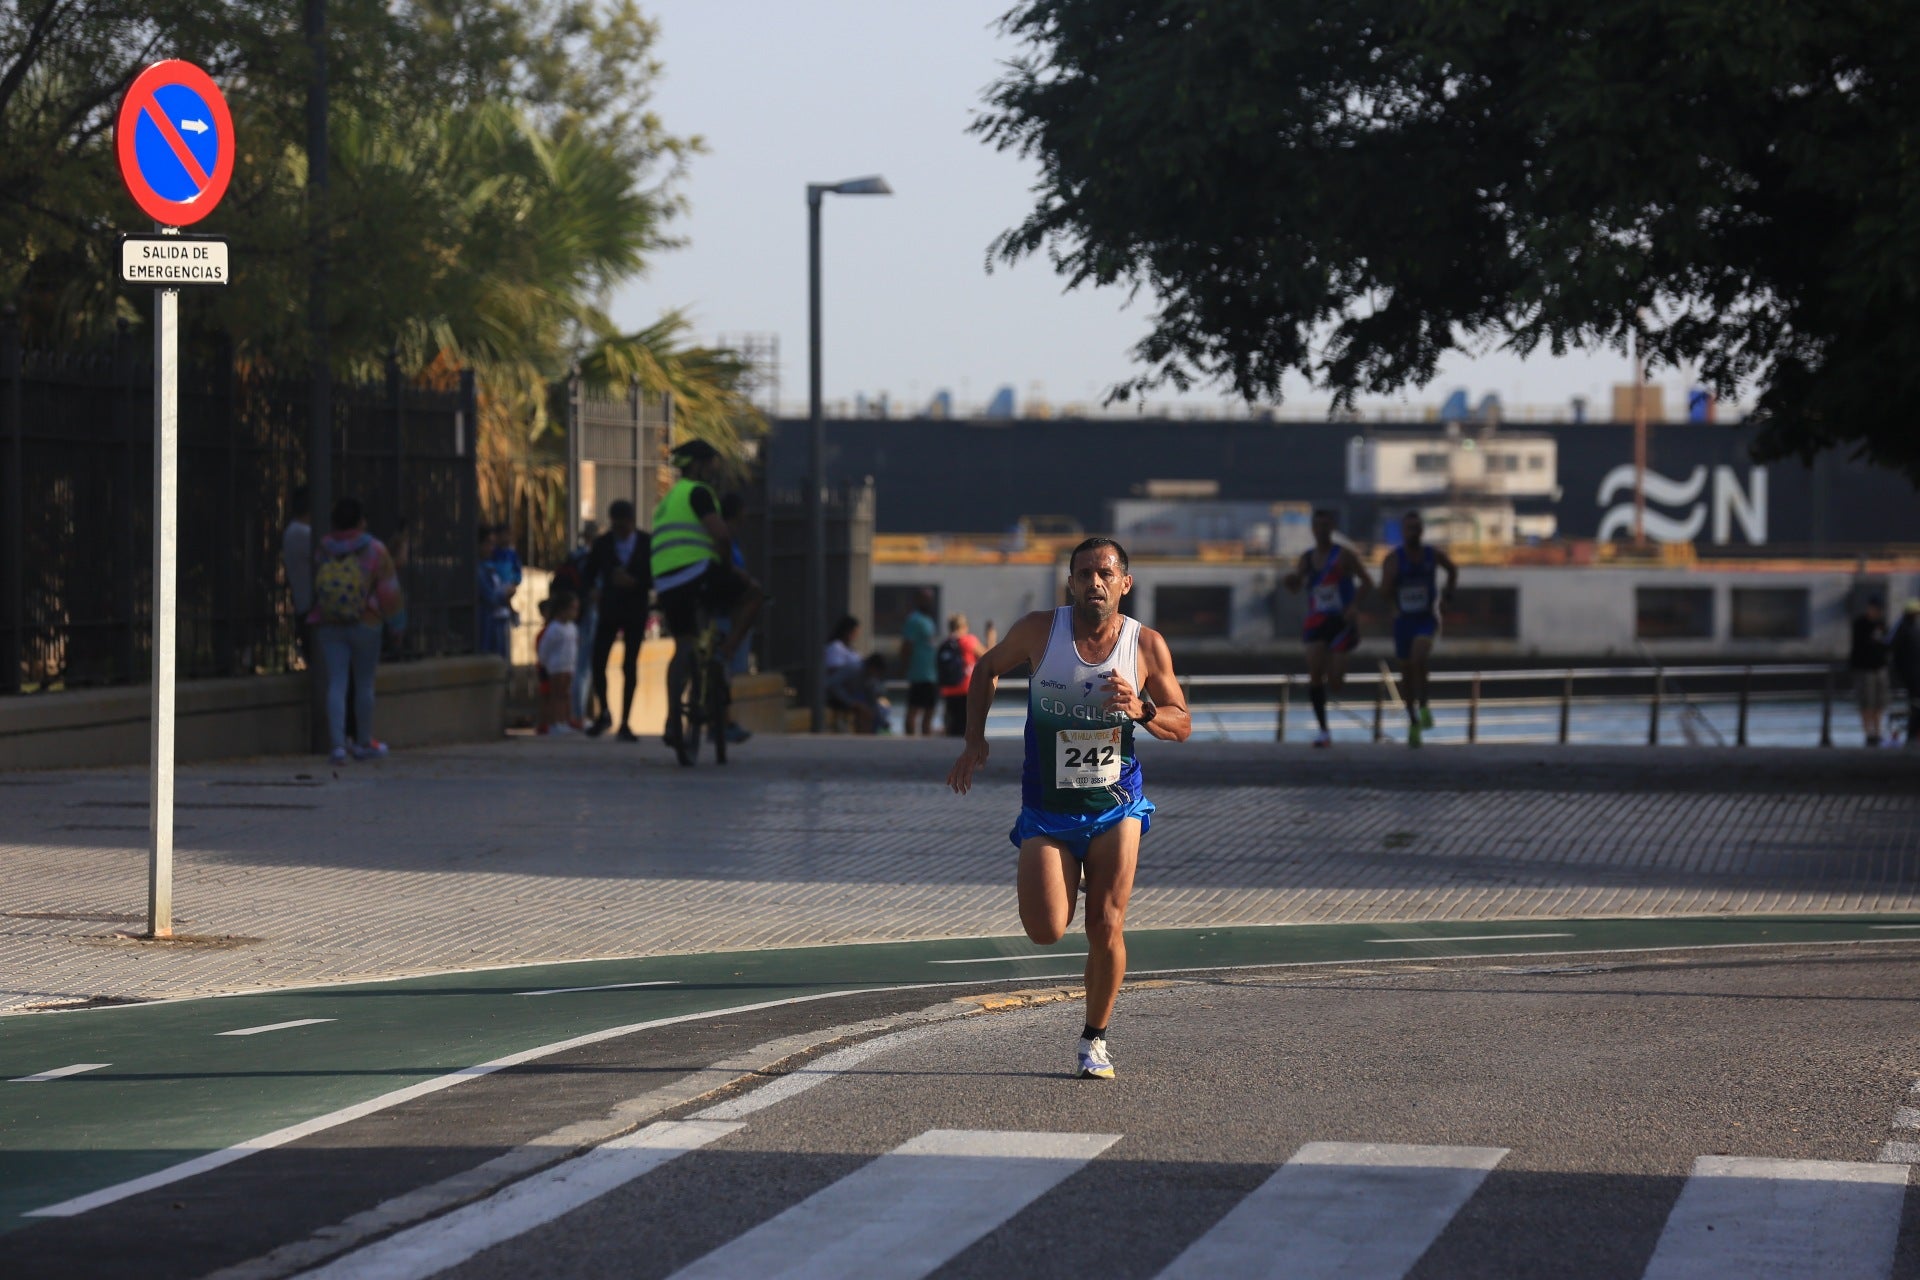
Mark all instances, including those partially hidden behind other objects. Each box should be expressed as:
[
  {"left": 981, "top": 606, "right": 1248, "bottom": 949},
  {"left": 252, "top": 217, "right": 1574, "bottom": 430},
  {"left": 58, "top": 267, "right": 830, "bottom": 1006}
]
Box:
[{"left": 1022, "top": 608, "right": 1145, "bottom": 813}]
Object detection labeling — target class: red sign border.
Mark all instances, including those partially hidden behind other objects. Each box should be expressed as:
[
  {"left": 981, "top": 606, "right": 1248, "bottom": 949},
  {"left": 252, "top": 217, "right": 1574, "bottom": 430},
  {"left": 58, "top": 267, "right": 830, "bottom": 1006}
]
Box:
[{"left": 115, "top": 60, "right": 234, "bottom": 227}]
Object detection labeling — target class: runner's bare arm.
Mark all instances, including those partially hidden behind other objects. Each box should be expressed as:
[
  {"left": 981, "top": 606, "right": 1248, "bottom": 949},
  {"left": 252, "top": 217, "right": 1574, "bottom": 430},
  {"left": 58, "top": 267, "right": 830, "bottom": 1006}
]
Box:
[
  {"left": 947, "top": 609, "right": 1053, "bottom": 794},
  {"left": 1378, "top": 551, "right": 1399, "bottom": 600},
  {"left": 1349, "top": 552, "right": 1376, "bottom": 599},
  {"left": 1101, "top": 627, "right": 1191, "bottom": 743},
  {"left": 1281, "top": 552, "right": 1306, "bottom": 593},
  {"left": 1438, "top": 548, "right": 1460, "bottom": 603}
]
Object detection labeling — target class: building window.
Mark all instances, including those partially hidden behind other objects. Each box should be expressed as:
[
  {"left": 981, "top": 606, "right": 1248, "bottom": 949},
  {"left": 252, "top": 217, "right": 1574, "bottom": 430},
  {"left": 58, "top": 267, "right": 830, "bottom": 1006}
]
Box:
[
  {"left": 1636, "top": 587, "right": 1714, "bottom": 640},
  {"left": 1154, "top": 585, "right": 1233, "bottom": 638},
  {"left": 1730, "top": 587, "right": 1809, "bottom": 640},
  {"left": 1527, "top": 455, "right": 1547, "bottom": 471},
  {"left": 1486, "top": 454, "right": 1520, "bottom": 473},
  {"left": 1442, "top": 587, "right": 1519, "bottom": 639},
  {"left": 872, "top": 585, "right": 938, "bottom": 638},
  {"left": 1412, "top": 452, "right": 1448, "bottom": 473}
]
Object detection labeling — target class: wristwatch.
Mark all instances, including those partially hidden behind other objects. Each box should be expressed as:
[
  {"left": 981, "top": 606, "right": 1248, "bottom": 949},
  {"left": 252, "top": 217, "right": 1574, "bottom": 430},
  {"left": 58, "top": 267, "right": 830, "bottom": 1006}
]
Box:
[{"left": 1134, "top": 697, "right": 1158, "bottom": 726}]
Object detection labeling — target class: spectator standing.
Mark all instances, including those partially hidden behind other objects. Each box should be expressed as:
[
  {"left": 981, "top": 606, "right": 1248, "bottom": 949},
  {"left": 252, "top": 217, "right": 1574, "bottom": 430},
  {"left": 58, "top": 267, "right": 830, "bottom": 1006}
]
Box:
[
  {"left": 476, "top": 526, "right": 514, "bottom": 658},
  {"left": 898, "top": 587, "right": 940, "bottom": 735},
  {"left": 1850, "top": 596, "right": 1891, "bottom": 746},
  {"left": 1891, "top": 600, "right": 1920, "bottom": 748},
  {"left": 281, "top": 486, "right": 313, "bottom": 667},
  {"left": 309, "top": 497, "right": 404, "bottom": 765},
  {"left": 536, "top": 590, "right": 583, "bottom": 735},
  {"left": 938, "top": 614, "right": 985, "bottom": 737},
  {"left": 582, "top": 500, "right": 651, "bottom": 741},
  {"left": 556, "top": 525, "right": 601, "bottom": 724}
]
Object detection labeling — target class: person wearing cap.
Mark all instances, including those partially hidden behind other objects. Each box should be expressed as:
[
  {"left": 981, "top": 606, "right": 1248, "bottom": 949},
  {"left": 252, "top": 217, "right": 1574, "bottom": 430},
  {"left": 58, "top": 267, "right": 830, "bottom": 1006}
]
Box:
[
  {"left": 581, "top": 500, "right": 652, "bottom": 740},
  {"left": 1849, "top": 595, "right": 1891, "bottom": 746},
  {"left": 1891, "top": 599, "right": 1920, "bottom": 748},
  {"left": 649, "top": 438, "right": 762, "bottom": 762}
]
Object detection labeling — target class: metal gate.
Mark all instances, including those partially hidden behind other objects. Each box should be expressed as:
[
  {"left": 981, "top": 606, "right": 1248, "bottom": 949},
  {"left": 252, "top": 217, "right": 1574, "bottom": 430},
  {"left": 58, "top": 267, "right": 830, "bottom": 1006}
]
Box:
[{"left": 566, "top": 376, "right": 672, "bottom": 542}]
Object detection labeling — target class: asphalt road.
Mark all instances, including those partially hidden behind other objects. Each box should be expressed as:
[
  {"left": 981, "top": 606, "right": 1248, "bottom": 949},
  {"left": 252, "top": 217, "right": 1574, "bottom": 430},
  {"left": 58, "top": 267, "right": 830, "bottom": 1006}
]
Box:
[{"left": 8, "top": 944, "right": 1920, "bottom": 1279}]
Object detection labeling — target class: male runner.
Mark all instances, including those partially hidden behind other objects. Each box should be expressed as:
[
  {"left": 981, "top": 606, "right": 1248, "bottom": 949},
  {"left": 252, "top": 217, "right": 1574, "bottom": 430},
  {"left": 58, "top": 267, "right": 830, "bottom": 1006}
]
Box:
[
  {"left": 650, "top": 439, "right": 762, "bottom": 765},
  {"left": 1378, "top": 509, "right": 1458, "bottom": 747},
  {"left": 1281, "top": 509, "right": 1373, "bottom": 747},
  {"left": 947, "top": 538, "right": 1191, "bottom": 1079}
]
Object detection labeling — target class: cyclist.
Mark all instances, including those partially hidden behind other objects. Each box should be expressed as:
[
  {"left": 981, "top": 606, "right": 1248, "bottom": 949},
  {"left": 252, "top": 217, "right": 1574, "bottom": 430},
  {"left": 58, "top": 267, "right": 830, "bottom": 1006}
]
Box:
[{"left": 650, "top": 439, "right": 762, "bottom": 762}]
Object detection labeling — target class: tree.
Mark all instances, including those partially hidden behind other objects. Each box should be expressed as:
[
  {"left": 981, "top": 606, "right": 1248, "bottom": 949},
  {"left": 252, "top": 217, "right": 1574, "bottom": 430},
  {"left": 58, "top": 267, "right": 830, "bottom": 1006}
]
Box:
[{"left": 977, "top": 0, "right": 1920, "bottom": 482}]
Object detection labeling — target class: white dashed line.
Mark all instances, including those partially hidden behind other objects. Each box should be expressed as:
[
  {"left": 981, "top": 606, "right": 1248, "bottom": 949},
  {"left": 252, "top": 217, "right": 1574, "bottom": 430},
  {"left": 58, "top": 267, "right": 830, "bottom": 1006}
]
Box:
[
  {"left": 1366, "top": 933, "right": 1576, "bottom": 945},
  {"left": 927, "top": 953, "right": 1088, "bottom": 965},
  {"left": 10, "top": 1063, "right": 110, "bottom": 1082},
  {"left": 517, "top": 980, "right": 680, "bottom": 997},
  {"left": 218, "top": 1018, "right": 336, "bottom": 1037}
]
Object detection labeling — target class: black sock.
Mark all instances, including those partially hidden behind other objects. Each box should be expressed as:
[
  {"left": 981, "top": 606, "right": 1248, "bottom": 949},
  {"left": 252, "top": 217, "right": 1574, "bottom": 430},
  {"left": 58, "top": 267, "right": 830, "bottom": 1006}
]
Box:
[
  {"left": 1310, "top": 684, "right": 1329, "bottom": 731},
  {"left": 1082, "top": 1024, "right": 1107, "bottom": 1042}
]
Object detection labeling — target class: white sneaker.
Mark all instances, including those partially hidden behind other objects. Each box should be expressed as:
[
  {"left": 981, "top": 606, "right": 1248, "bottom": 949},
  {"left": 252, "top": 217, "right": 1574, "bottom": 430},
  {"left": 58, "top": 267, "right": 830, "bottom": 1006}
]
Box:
[
  {"left": 1077, "top": 1036, "right": 1115, "bottom": 1080},
  {"left": 1312, "top": 729, "right": 1332, "bottom": 748}
]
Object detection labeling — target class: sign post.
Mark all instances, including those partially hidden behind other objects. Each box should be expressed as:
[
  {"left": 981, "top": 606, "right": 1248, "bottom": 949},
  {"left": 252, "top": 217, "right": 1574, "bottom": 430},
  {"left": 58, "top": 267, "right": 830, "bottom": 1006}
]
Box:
[{"left": 114, "top": 60, "right": 233, "bottom": 939}]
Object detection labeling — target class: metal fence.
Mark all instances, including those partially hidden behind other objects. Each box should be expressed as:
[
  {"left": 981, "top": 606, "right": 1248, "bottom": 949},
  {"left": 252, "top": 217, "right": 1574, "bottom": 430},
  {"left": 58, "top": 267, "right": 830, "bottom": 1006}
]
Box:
[{"left": 0, "top": 317, "right": 479, "bottom": 693}]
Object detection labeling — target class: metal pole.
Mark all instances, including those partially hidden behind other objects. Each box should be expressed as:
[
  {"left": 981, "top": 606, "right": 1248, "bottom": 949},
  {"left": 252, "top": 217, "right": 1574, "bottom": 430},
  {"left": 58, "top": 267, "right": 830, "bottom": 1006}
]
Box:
[
  {"left": 148, "top": 250, "right": 180, "bottom": 939},
  {"left": 1371, "top": 679, "right": 1383, "bottom": 742},
  {"left": 305, "top": 0, "right": 333, "bottom": 752},
  {"left": 1819, "top": 663, "right": 1835, "bottom": 747},
  {"left": 1558, "top": 670, "right": 1572, "bottom": 744},
  {"left": 806, "top": 187, "right": 825, "bottom": 733},
  {"left": 1649, "top": 669, "right": 1663, "bottom": 746},
  {"left": 1736, "top": 665, "right": 1751, "bottom": 747},
  {"left": 565, "top": 365, "right": 581, "bottom": 550},
  {"left": 1468, "top": 672, "right": 1480, "bottom": 744},
  {"left": 3, "top": 305, "right": 21, "bottom": 694},
  {"left": 1276, "top": 675, "right": 1289, "bottom": 742},
  {"left": 1632, "top": 327, "right": 1648, "bottom": 550}
]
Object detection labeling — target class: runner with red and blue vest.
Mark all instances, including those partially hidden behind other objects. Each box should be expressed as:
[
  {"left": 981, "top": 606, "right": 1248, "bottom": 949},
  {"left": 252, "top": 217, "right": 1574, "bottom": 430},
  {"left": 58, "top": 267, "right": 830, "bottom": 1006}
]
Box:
[
  {"left": 1379, "top": 509, "right": 1459, "bottom": 748},
  {"left": 1282, "top": 509, "right": 1374, "bottom": 747}
]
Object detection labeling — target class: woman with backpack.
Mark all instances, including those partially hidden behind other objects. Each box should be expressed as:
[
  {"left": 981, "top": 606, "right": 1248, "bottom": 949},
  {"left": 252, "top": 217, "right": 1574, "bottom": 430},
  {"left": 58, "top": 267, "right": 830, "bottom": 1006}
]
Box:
[
  {"left": 939, "top": 613, "right": 985, "bottom": 737},
  {"left": 310, "top": 497, "right": 405, "bottom": 765}
]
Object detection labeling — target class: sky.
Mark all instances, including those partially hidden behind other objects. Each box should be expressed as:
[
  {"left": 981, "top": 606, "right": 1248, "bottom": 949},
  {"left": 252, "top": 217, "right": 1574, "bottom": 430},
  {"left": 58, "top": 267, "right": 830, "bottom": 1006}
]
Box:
[{"left": 610, "top": 1, "right": 1680, "bottom": 420}]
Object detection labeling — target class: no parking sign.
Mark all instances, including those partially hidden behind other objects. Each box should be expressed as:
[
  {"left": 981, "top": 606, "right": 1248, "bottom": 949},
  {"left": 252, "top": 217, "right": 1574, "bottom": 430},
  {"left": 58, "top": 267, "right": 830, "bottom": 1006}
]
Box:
[{"left": 114, "top": 60, "right": 233, "bottom": 227}]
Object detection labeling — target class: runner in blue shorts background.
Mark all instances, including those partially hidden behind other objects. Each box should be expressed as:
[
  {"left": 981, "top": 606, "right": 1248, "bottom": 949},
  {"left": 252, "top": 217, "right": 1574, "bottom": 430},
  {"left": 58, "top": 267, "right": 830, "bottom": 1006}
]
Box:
[
  {"left": 947, "top": 537, "right": 1191, "bottom": 1080},
  {"left": 1378, "top": 509, "right": 1458, "bottom": 748},
  {"left": 1282, "top": 509, "right": 1373, "bottom": 747}
]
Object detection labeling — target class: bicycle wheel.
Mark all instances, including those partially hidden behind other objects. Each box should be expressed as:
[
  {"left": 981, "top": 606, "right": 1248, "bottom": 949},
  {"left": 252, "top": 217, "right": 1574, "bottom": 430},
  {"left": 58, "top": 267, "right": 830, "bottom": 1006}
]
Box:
[{"left": 677, "top": 650, "right": 704, "bottom": 768}]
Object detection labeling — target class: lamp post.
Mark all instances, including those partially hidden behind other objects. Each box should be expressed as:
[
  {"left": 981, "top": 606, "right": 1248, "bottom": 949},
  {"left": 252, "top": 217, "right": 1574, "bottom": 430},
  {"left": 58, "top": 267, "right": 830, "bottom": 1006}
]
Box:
[{"left": 807, "top": 175, "right": 891, "bottom": 732}]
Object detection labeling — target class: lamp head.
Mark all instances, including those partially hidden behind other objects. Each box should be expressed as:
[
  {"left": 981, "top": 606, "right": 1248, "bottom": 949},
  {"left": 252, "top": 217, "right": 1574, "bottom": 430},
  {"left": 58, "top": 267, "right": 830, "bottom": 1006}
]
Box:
[{"left": 811, "top": 175, "right": 893, "bottom": 200}]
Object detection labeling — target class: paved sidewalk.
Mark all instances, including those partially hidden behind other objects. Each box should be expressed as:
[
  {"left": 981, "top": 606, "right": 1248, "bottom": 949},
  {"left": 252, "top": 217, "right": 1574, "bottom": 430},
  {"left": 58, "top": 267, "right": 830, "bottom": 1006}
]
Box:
[{"left": 1, "top": 736, "right": 1915, "bottom": 1012}]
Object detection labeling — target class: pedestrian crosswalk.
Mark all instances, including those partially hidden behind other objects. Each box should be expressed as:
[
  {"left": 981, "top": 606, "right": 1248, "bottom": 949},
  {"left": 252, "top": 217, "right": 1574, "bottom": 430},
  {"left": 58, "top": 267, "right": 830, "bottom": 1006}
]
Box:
[{"left": 292, "top": 1128, "right": 1914, "bottom": 1280}]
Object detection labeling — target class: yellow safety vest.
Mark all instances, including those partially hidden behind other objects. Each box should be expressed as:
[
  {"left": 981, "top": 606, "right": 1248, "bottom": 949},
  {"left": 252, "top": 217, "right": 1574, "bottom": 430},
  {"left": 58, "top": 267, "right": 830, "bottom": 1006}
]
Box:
[{"left": 649, "top": 479, "right": 720, "bottom": 578}]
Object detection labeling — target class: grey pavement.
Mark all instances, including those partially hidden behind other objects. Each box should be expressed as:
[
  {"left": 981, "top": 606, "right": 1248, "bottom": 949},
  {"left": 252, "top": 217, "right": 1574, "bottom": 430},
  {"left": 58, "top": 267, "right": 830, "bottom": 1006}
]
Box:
[{"left": 2, "top": 736, "right": 1917, "bottom": 1012}]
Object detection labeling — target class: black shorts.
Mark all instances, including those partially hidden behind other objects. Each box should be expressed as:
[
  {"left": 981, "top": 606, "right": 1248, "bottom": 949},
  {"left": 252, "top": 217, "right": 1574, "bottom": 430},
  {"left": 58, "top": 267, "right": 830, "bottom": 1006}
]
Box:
[
  {"left": 1303, "top": 614, "right": 1359, "bottom": 652},
  {"left": 907, "top": 681, "right": 940, "bottom": 710},
  {"left": 657, "top": 567, "right": 743, "bottom": 637}
]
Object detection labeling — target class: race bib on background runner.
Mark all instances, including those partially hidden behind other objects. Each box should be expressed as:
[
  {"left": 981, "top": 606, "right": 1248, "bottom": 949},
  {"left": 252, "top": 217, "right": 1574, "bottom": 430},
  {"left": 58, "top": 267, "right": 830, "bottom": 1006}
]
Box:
[
  {"left": 1399, "top": 585, "right": 1430, "bottom": 612},
  {"left": 1311, "top": 583, "right": 1341, "bottom": 612},
  {"left": 1055, "top": 727, "right": 1122, "bottom": 790}
]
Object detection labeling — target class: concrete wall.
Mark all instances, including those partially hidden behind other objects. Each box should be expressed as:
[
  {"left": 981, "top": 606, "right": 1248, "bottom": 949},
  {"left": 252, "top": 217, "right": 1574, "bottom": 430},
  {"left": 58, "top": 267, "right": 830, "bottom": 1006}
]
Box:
[{"left": 0, "top": 655, "right": 507, "bottom": 771}]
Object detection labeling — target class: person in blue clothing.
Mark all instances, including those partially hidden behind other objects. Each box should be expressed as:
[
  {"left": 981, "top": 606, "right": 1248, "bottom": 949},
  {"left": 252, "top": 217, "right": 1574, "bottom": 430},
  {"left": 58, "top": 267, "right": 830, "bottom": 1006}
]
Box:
[
  {"left": 1378, "top": 509, "right": 1458, "bottom": 748},
  {"left": 946, "top": 538, "right": 1192, "bottom": 1080},
  {"left": 1282, "top": 509, "right": 1373, "bottom": 747}
]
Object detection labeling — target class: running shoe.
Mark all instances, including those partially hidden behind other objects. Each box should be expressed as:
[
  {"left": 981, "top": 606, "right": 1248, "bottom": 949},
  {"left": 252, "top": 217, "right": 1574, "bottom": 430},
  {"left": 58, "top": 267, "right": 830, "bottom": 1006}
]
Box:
[
  {"left": 616, "top": 726, "right": 638, "bottom": 744},
  {"left": 328, "top": 747, "right": 348, "bottom": 767},
  {"left": 1312, "top": 729, "right": 1332, "bottom": 748},
  {"left": 350, "top": 739, "right": 389, "bottom": 761},
  {"left": 1419, "top": 704, "right": 1434, "bottom": 730},
  {"left": 1077, "top": 1036, "right": 1115, "bottom": 1080},
  {"left": 585, "top": 715, "right": 612, "bottom": 738},
  {"left": 1407, "top": 719, "right": 1422, "bottom": 749}
]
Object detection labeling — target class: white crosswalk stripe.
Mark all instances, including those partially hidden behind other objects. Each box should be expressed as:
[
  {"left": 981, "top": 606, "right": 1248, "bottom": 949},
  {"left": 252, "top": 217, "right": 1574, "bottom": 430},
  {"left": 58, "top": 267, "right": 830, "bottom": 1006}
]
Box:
[
  {"left": 1155, "top": 1142, "right": 1508, "bottom": 1279},
  {"left": 666, "top": 1129, "right": 1120, "bottom": 1280},
  {"left": 1641, "top": 1156, "right": 1909, "bottom": 1280}
]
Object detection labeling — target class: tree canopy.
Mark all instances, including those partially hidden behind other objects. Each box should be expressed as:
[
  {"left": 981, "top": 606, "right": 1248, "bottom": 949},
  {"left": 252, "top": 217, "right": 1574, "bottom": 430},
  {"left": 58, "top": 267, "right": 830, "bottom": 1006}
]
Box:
[{"left": 977, "top": 0, "right": 1920, "bottom": 482}]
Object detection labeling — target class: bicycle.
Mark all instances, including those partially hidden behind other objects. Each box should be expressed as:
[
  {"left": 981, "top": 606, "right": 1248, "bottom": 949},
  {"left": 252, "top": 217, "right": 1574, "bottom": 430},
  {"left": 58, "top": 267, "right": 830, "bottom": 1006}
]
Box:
[{"left": 674, "top": 604, "right": 731, "bottom": 767}]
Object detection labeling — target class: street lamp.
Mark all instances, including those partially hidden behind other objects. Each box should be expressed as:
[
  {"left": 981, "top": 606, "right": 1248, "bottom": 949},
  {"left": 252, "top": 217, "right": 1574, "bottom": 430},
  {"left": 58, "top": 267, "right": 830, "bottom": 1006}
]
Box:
[{"left": 807, "top": 175, "right": 892, "bottom": 732}]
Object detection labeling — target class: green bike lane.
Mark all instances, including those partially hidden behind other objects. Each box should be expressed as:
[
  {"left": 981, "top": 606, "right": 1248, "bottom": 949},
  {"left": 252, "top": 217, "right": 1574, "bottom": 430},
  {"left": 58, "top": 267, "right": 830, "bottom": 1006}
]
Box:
[{"left": 5, "top": 911, "right": 1920, "bottom": 1231}]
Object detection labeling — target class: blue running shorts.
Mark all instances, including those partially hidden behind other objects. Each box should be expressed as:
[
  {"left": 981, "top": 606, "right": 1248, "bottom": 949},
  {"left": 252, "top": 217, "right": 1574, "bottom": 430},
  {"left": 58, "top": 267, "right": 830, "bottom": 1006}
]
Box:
[
  {"left": 1393, "top": 614, "right": 1438, "bottom": 660},
  {"left": 1009, "top": 795, "right": 1156, "bottom": 860}
]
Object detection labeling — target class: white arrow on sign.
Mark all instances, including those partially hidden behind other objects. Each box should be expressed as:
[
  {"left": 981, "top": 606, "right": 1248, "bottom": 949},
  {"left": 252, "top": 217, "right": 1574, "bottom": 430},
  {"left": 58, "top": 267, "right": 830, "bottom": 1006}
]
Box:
[{"left": 179, "top": 118, "right": 209, "bottom": 134}]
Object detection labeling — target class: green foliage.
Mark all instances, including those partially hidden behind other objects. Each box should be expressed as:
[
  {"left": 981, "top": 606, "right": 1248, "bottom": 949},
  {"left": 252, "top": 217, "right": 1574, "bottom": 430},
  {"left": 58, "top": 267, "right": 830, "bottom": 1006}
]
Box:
[{"left": 978, "top": 0, "right": 1920, "bottom": 481}]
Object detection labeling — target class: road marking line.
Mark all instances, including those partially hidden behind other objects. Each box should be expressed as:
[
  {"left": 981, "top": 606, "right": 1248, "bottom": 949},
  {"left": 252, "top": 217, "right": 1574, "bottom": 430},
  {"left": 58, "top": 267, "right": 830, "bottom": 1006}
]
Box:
[
  {"left": 1642, "top": 1156, "right": 1907, "bottom": 1280},
  {"left": 1869, "top": 924, "right": 1920, "bottom": 930},
  {"left": 694, "top": 1022, "right": 947, "bottom": 1121},
  {"left": 23, "top": 985, "right": 911, "bottom": 1219},
  {"left": 1365, "top": 933, "right": 1575, "bottom": 945},
  {"left": 1156, "top": 1141, "right": 1507, "bottom": 1279},
  {"left": 668, "top": 1129, "right": 1120, "bottom": 1280},
  {"left": 9, "top": 1063, "right": 110, "bottom": 1083},
  {"left": 927, "top": 953, "right": 1089, "bottom": 965},
  {"left": 217, "top": 1018, "right": 335, "bottom": 1037},
  {"left": 517, "top": 980, "right": 680, "bottom": 996},
  {"left": 1877, "top": 1141, "right": 1920, "bottom": 1164},
  {"left": 290, "top": 1119, "right": 740, "bottom": 1280}
]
